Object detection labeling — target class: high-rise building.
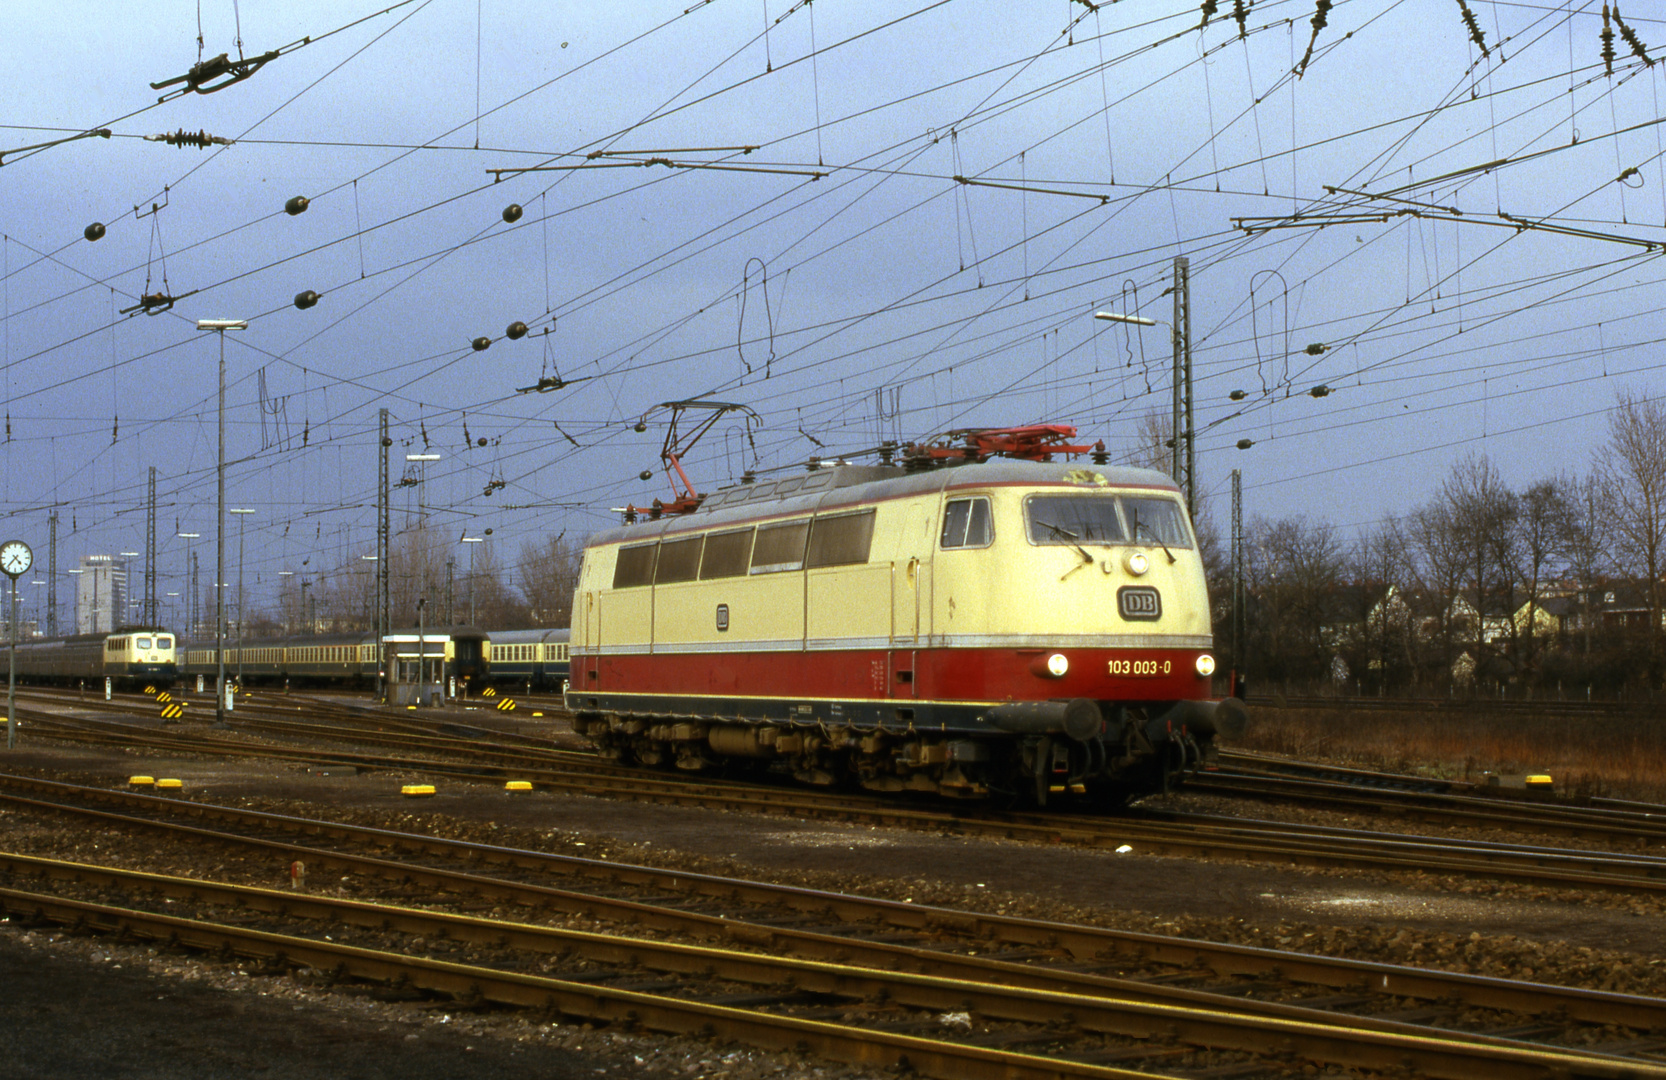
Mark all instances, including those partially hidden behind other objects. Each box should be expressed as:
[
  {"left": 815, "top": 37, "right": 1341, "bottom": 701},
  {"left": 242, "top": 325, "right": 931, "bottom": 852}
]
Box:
[{"left": 75, "top": 555, "right": 128, "bottom": 635}]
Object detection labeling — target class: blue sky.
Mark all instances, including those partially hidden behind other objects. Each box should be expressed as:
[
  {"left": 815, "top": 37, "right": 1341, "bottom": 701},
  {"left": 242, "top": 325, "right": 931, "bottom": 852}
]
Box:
[{"left": 3, "top": 1, "right": 1664, "bottom": 621}]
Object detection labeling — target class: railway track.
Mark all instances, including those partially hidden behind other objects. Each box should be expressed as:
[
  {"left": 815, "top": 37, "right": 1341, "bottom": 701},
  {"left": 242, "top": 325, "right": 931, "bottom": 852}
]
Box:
[
  {"left": 5, "top": 780, "right": 1666, "bottom": 1078},
  {"left": 1195, "top": 752, "right": 1666, "bottom": 848},
  {"left": 1246, "top": 693, "right": 1657, "bottom": 719},
  {"left": 15, "top": 697, "right": 1666, "bottom": 897}
]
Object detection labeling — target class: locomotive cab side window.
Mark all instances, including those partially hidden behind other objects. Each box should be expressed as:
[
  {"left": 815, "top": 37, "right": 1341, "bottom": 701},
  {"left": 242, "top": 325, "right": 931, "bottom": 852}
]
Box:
[
  {"left": 655, "top": 535, "right": 704, "bottom": 583},
  {"left": 700, "top": 528, "right": 754, "bottom": 579},
  {"left": 806, "top": 509, "right": 876, "bottom": 568},
  {"left": 613, "top": 543, "right": 658, "bottom": 588},
  {"left": 940, "top": 498, "right": 992, "bottom": 549},
  {"left": 750, "top": 520, "right": 810, "bottom": 574}
]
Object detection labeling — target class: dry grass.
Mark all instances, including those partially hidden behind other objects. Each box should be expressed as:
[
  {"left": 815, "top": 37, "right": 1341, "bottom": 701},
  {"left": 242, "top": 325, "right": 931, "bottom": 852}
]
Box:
[{"left": 1236, "top": 705, "right": 1666, "bottom": 804}]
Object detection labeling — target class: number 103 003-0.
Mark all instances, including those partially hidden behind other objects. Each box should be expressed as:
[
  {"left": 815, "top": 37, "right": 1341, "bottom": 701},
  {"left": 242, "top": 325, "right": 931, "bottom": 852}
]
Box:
[{"left": 1107, "top": 658, "right": 1170, "bottom": 677}]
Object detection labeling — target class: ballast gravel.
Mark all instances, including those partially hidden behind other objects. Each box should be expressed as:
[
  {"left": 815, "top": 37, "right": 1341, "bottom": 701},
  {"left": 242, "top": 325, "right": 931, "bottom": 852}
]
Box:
[{"left": 1, "top": 737, "right": 1664, "bottom": 1079}]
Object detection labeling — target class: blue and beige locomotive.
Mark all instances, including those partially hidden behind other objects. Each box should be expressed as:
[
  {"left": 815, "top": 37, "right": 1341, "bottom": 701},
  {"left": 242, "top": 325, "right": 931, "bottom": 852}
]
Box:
[{"left": 15, "top": 628, "right": 178, "bottom": 688}]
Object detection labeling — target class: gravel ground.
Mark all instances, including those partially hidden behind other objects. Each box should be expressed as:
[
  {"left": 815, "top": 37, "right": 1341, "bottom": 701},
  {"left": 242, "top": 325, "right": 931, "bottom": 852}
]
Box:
[{"left": 2, "top": 732, "right": 1665, "bottom": 1079}]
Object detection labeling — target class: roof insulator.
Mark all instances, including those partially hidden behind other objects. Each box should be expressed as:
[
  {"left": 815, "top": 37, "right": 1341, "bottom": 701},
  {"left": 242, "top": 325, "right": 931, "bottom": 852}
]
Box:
[
  {"left": 293, "top": 290, "right": 319, "bottom": 310},
  {"left": 1236, "top": 438, "right": 1255, "bottom": 450},
  {"left": 472, "top": 337, "right": 491, "bottom": 352},
  {"left": 502, "top": 203, "right": 523, "bottom": 223},
  {"left": 505, "top": 321, "right": 528, "bottom": 340},
  {"left": 285, "top": 195, "right": 309, "bottom": 216},
  {"left": 84, "top": 222, "right": 106, "bottom": 242}
]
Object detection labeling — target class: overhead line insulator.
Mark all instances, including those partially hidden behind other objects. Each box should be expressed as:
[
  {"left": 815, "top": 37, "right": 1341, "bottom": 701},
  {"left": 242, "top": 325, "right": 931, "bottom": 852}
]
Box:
[{"left": 144, "top": 129, "right": 233, "bottom": 149}]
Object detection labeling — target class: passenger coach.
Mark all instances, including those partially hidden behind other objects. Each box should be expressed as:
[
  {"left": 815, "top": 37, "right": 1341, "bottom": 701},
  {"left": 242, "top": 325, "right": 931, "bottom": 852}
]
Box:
[
  {"left": 15, "top": 628, "right": 178, "bottom": 688},
  {"left": 179, "top": 627, "right": 489, "bottom": 690},
  {"left": 566, "top": 431, "right": 1245, "bottom": 805},
  {"left": 486, "top": 628, "right": 571, "bottom": 690}
]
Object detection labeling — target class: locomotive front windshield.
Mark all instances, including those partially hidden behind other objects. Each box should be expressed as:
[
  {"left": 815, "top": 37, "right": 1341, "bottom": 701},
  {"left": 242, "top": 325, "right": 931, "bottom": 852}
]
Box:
[{"left": 1025, "top": 494, "right": 1191, "bottom": 548}]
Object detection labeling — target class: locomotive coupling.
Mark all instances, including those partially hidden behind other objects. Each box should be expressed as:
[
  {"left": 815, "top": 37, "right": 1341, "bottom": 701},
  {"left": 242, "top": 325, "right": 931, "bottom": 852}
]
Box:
[
  {"left": 985, "top": 698, "right": 1103, "bottom": 742},
  {"left": 1155, "top": 697, "right": 1248, "bottom": 741}
]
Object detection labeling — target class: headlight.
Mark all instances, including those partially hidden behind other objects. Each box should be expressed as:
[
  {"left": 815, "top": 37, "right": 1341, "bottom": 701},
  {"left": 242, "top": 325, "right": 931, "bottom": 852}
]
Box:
[
  {"left": 1195, "top": 654, "right": 1216, "bottom": 677},
  {"left": 1124, "top": 551, "right": 1150, "bottom": 576},
  {"left": 1030, "top": 653, "right": 1070, "bottom": 678}
]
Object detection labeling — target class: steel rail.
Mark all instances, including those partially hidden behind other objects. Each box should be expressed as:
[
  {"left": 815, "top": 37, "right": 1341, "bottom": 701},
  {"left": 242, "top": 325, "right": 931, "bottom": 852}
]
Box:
[
  {"left": 1217, "top": 750, "right": 1666, "bottom": 824},
  {"left": 4, "top": 774, "right": 1666, "bottom": 1034},
  {"left": 0, "top": 886, "right": 1159, "bottom": 1080},
  {"left": 3, "top": 877, "right": 1663, "bottom": 1080},
  {"left": 2, "top": 848, "right": 1648, "bottom": 1060},
  {"left": 1183, "top": 773, "right": 1666, "bottom": 848},
  {"left": 16, "top": 711, "right": 1666, "bottom": 896}
]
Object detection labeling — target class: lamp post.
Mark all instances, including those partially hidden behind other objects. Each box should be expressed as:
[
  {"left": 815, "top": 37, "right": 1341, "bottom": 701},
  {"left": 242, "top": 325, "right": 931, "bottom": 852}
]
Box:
[
  {"left": 198, "top": 318, "right": 247, "bottom": 728},
  {"left": 118, "top": 552, "right": 140, "bottom": 628},
  {"left": 1095, "top": 296, "right": 1193, "bottom": 511},
  {"left": 277, "top": 571, "right": 294, "bottom": 632},
  {"left": 177, "top": 532, "right": 200, "bottom": 637},
  {"left": 460, "top": 536, "right": 483, "bottom": 626},
  {"left": 360, "top": 555, "right": 377, "bottom": 632},
  {"left": 229, "top": 509, "right": 254, "bottom": 684},
  {"left": 165, "top": 591, "right": 180, "bottom": 632},
  {"left": 405, "top": 453, "right": 442, "bottom": 521},
  {"left": 66, "top": 568, "right": 84, "bottom": 635},
  {"left": 405, "top": 452, "right": 443, "bottom": 630},
  {"left": 416, "top": 595, "right": 427, "bottom": 706}
]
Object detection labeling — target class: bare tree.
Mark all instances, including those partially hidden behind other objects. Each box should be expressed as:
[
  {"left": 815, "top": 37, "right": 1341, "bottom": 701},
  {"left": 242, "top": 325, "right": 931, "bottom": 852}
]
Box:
[
  {"left": 518, "top": 533, "right": 581, "bottom": 628},
  {"left": 1562, "top": 472, "right": 1615, "bottom": 659},
  {"left": 1514, "top": 477, "right": 1574, "bottom": 681},
  {"left": 465, "top": 541, "right": 528, "bottom": 629},
  {"left": 1244, "top": 516, "right": 1343, "bottom": 686},
  {"left": 1127, "top": 409, "right": 1173, "bottom": 475},
  {"left": 1594, "top": 390, "right": 1666, "bottom": 682},
  {"left": 389, "top": 523, "right": 449, "bottom": 629},
  {"left": 1407, "top": 501, "right": 1467, "bottom": 682},
  {"left": 1441, "top": 454, "right": 1519, "bottom": 665},
  {"left": 1340, "top": 518, "right": 1414, "bottom": 691}
]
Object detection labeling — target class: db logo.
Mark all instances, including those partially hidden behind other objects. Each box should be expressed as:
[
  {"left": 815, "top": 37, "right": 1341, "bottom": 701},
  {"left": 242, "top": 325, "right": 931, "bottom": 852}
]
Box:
[{"left": 1117, "top": 586, "right": 1162, "bottom": 621}]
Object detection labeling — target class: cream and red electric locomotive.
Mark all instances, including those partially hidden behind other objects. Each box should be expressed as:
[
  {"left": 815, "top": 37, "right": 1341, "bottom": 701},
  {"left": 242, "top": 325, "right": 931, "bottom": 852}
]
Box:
[{"left": 566, "top": 422, "right": 1245, "bottom": 805}]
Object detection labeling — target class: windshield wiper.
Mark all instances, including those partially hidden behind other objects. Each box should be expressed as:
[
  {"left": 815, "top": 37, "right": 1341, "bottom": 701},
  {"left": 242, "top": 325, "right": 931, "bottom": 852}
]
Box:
[
  {"left": 1133, "top": 521, "right": 1177, "bottom": 564},
  {"left": 1035, "top": 519, "right": 1092, "bottom": 564}
]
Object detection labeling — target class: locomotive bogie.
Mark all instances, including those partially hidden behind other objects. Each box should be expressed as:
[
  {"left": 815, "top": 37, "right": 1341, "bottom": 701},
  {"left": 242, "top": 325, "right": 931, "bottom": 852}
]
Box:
[{"left": 566, "top": 458, "right": 1243, "bottom": 804}]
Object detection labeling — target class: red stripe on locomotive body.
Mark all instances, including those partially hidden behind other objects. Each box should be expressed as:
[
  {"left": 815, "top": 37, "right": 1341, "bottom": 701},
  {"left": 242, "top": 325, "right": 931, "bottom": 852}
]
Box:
[{"left": 578, "top": 646, "right": 1208, "bottom": 706}]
